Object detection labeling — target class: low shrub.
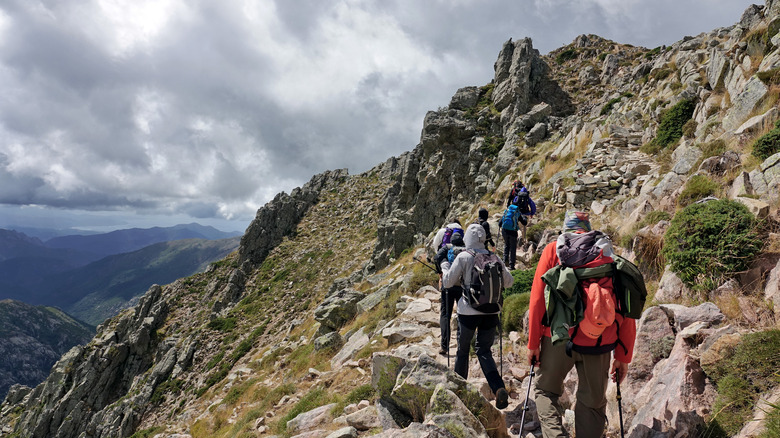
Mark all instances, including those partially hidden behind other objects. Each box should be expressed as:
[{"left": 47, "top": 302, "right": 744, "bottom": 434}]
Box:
[
  {"left": 678, "top": 174, "right": 720, "bottom": 206},
  {"left": 503, "top": 269, "right": 535, "bottom": 297},
  {"left": 702, "top": 330, "right": 780, "bottom": 437},
  {"left": 556, "top": 48, "right": 578, "bottom": 64},
  {"left": 651, "top": 99, "right": 696, "bottom": 149},
  {"left": 502, "top": 292, "right": 530, "bottom": 333},
  {"left": 662, "top": 200, "right": 761, "bottom": 291},
  {"left": 752, "top": 120, "right": 780, "bottom": 161}
]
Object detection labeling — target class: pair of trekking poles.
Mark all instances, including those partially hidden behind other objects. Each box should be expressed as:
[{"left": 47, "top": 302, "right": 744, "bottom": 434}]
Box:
[{"left": 517, "top": 358, "right": 625, "bottom": 438}]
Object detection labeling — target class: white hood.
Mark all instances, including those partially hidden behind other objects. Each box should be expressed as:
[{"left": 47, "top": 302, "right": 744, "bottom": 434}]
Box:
[{"left": 463, "top": 223, "right": 486, "bottom": 249}]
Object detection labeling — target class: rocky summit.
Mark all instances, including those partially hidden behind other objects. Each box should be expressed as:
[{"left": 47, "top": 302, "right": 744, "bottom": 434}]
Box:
[{"left": 4, "top": 2, "right": 780, "bottom": 438}]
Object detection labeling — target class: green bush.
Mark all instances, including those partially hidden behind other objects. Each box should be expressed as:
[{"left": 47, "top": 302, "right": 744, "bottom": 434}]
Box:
[
  {"left": 662, "top": 200, "right": 761, "bottom": 291},
  {"left": 600, "top": 97, "right": 622, "bottom": 116},
  {"left": 678, "top": 174, "right": 720, "bottom": 206},
  {"left": 503, "top": 268, "right": 535, "bottom": 297},
  {"left": 502, "top": 293, "right": 530, "bottom": 333},
  {"left": 702, "top": 330, "right": 780, "bottom": 437},
  {"left": 651, "top": 99, "right": 696, "bottom": 149},
  {"left": 556, "top": 48, "right": 578, "bottom": 64},
  {"left": 752, "top": 120, "right": 780, "bottom": 161}
]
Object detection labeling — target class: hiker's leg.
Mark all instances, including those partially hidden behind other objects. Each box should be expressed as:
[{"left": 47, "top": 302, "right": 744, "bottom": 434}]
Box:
[
  {"left": 535, "top": 336, "right": 575, "bottom": 438},
  {"left": 502, "top": 228, "right": 511, "bottom": 266},
  {"left": 454, "top": 314, "right": 477, "bottom": 380},
  {"left": 573, "top": 351, "right": 610, "bottom": 438},
  {"left": 507, "top": 231, "right": 518, "bottom": 269},
  {"left": 474, "top": 314, "right": 504, "bottom": 393}
]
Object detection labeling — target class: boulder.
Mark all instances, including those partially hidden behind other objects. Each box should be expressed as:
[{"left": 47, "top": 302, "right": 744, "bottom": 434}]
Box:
[
  {"left": 723, "top": 77, "right": 769, "bottom": 131},
  {"left": 372, "top": 423, "right": 456, "bottom": 438},
  {"left": 286, "top": 403, "right": 337, "bottom": 434},
  {"left": 729, "top": 171, "right": 755, "bottom": 198},
  {"left": 671, "top": 142, "right": 702, "bottom": 175},
  {"left": 734, "top": 196, "right": 770, "bottom": 219},
  {"left": 659, "top": 302, "right": 725, "bottom": 332},
  {"left": 426, "top": 385, "right": 487, "bottom": 438},
  {"left": 764, "top": 257, "right": 780, "bottom": 320},
  {"left": 655, "top": 267, "right": 689, "bottom": 302},
  {"left": 450, "top": 87, "right": 480, "bottom": 111},
  {"left": 624, "top": 307, "right": 676, "bottom": 399},
  {"left": 325, "top": 427, "right": 359, "bottom": 438},
  {"left": 525, "top": 123, "right": 547, "bottom": 146},
  {"left": 314, "top": 332, "right": 344, "bottom": 352},
  {"left": 314, "top": 289, "right": 365, "bottom": 333},
  {"left": 627, "top": 333, "right": 717, "bottom": 437},
  {"left": 332, "top": 328, "right": 370, "bottom": 368},
  {"left": 382, "top": 323, "right": 432, "bottom": 345},
  {"left": 346, "top": 406, "right": 381, "bottom": 431},
  {"left": 698, "top": 151, "right": 741, "bottom": 176}
]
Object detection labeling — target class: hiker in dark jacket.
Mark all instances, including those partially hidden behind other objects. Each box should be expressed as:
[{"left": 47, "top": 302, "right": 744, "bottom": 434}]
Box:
[
  {"left": 476, "top": 208, "right": 495, "bottom": 251},
  {"left": 441, "top": 224, "right": 515, "bottom": 409},
  {"left": 434, "top": 231, "right": 465, "bottom": 357}
]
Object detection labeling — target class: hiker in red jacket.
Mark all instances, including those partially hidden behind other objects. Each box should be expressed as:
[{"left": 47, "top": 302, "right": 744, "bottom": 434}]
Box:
[{"left": 527, "top": 211, "right": 637, "bottom": 438}]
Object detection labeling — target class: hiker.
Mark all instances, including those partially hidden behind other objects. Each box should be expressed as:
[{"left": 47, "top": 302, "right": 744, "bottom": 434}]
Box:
[
  {"left": 476, "top": 207, "right": 496, "bottom": 251},
  {"left": 434, "top": 230, "right": 465, "bottom": 356},
  {"left": 499, "top": 199, "right": 527, "bottom": 270},
  {"left": 431, "top": 218, "right": 463, "bottom": 252},
  {"left": 506, "top": 180, "right": 524, "bottom": 207},
  {"left": 526, "top": 211, "right": 637, "bottom": 438},
  {"left": 441, "top": 223, "right": 515, "bottom": 409}
]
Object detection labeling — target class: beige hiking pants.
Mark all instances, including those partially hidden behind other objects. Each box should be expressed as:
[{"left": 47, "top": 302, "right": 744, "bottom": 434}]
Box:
[{"left": 534, "top": 336, "right": 611, "bottom": 438}]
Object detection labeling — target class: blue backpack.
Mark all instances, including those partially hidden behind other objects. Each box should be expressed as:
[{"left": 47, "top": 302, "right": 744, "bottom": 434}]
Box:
[{"left": 500, "top": 205, "right": 520, "bottom": 231}]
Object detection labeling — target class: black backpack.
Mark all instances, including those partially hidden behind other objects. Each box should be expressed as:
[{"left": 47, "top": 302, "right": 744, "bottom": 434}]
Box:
[
  {"left": 513, "top": 191, "right": 530, "bottom": 213},
  {"left": 465, "top": 251, "right": 505, "bottom": 313}
]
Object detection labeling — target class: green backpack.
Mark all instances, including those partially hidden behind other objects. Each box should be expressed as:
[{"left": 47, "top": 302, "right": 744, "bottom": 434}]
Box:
[{"left": 612, "top": 255, "right": 647, "bottom": 319}]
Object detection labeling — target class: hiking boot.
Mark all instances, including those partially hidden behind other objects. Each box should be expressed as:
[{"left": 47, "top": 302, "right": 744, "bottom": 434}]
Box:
[
  {"left": 438, "top": 348, "right": 448, "bottom": 356},
  {"left": 495, "top": 388, "right": 509, "bottom": 409}
]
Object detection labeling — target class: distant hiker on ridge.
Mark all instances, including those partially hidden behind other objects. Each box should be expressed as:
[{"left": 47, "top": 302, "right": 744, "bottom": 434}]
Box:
[{"left": 476, "top": 207, "right": 496, "bottom": 251}]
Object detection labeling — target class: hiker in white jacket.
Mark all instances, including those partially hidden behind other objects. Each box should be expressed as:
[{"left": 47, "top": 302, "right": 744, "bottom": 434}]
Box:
[{"left": 441, "top": 223, "right": 514, "bottom": 409}]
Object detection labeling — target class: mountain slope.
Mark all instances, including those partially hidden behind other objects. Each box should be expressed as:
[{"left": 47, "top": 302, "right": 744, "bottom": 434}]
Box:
[
  {"left": 50, "top": 237, "right": 241, "bottom": 325},
  {"left": 3, "top": 2, "right": 780, "bottom": 438},
  {"left": 0, "top": 300, "right": 93, "bottom": 400}
]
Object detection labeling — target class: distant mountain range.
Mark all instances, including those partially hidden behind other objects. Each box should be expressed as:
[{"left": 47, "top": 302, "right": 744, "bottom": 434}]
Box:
[
  {"left": 0, "top": 299, "right": 94, "bottom": 399},
  {"left": 0, "top": 224, "right": 242, "bottom": 324}
]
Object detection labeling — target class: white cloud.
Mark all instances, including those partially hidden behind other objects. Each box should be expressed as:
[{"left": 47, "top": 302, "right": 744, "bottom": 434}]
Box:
[{"left": 0, "top": 0, "right": 759, "bottom": 231}]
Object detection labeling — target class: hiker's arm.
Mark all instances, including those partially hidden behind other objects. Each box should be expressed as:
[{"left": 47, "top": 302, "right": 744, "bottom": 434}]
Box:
[
  {"left": 610, "top": 360, "right": 628, "bottom": 384},
  {"left": 615, "top": 315, "right": 637, "bottom": 363},
  {"left": 441, "top": 255, "right": 464, "bottom": 289},
  {"left": 527, "top": 242, "right": 557, "bottom": 352}
]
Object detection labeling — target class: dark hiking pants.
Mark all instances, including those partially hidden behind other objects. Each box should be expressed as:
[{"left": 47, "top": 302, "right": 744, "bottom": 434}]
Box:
[
  {"left": 455, "top": 313, "right": 505, "bottom": 394},
  {"left": 502, "top": 228, "right": 518, "bottom": 269}
]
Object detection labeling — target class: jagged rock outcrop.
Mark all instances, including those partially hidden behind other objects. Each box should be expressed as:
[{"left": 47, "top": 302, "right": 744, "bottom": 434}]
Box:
[
  {"left": 0, "top": 300, "right": 94, "bottom": 399},
  {"left": 3, "top": 285, "right": 174, "bottom": 437},
  {"left": 372, "top": 38, "right": 572, "bottom": 269},
  {"left": 239, "top": 168, "right": 349, "bottom": 266}
]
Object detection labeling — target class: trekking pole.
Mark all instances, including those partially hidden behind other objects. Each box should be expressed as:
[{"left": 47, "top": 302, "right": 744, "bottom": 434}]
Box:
[
  {"left": 520, "top": 357, "right": 536, "bottom": 432},
  {"left": 616, "top": 369, "right": 625, "bottom": 438},
  {"left": 413, "top": 256, "right": 438, "bottom": 273},
  {"left": 446, "top": 287, "right": 450, "bottom": 369}
]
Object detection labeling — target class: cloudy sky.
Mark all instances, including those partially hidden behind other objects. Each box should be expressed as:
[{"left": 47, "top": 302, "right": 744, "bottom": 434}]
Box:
[{"left": 0, "top": 0, "right": 757, "bottom": 233}]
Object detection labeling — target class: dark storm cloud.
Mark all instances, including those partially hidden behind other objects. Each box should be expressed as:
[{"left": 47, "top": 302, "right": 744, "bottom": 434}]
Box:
[{"left": 0, "top": 0, "right": 758, "bottom": 229}]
